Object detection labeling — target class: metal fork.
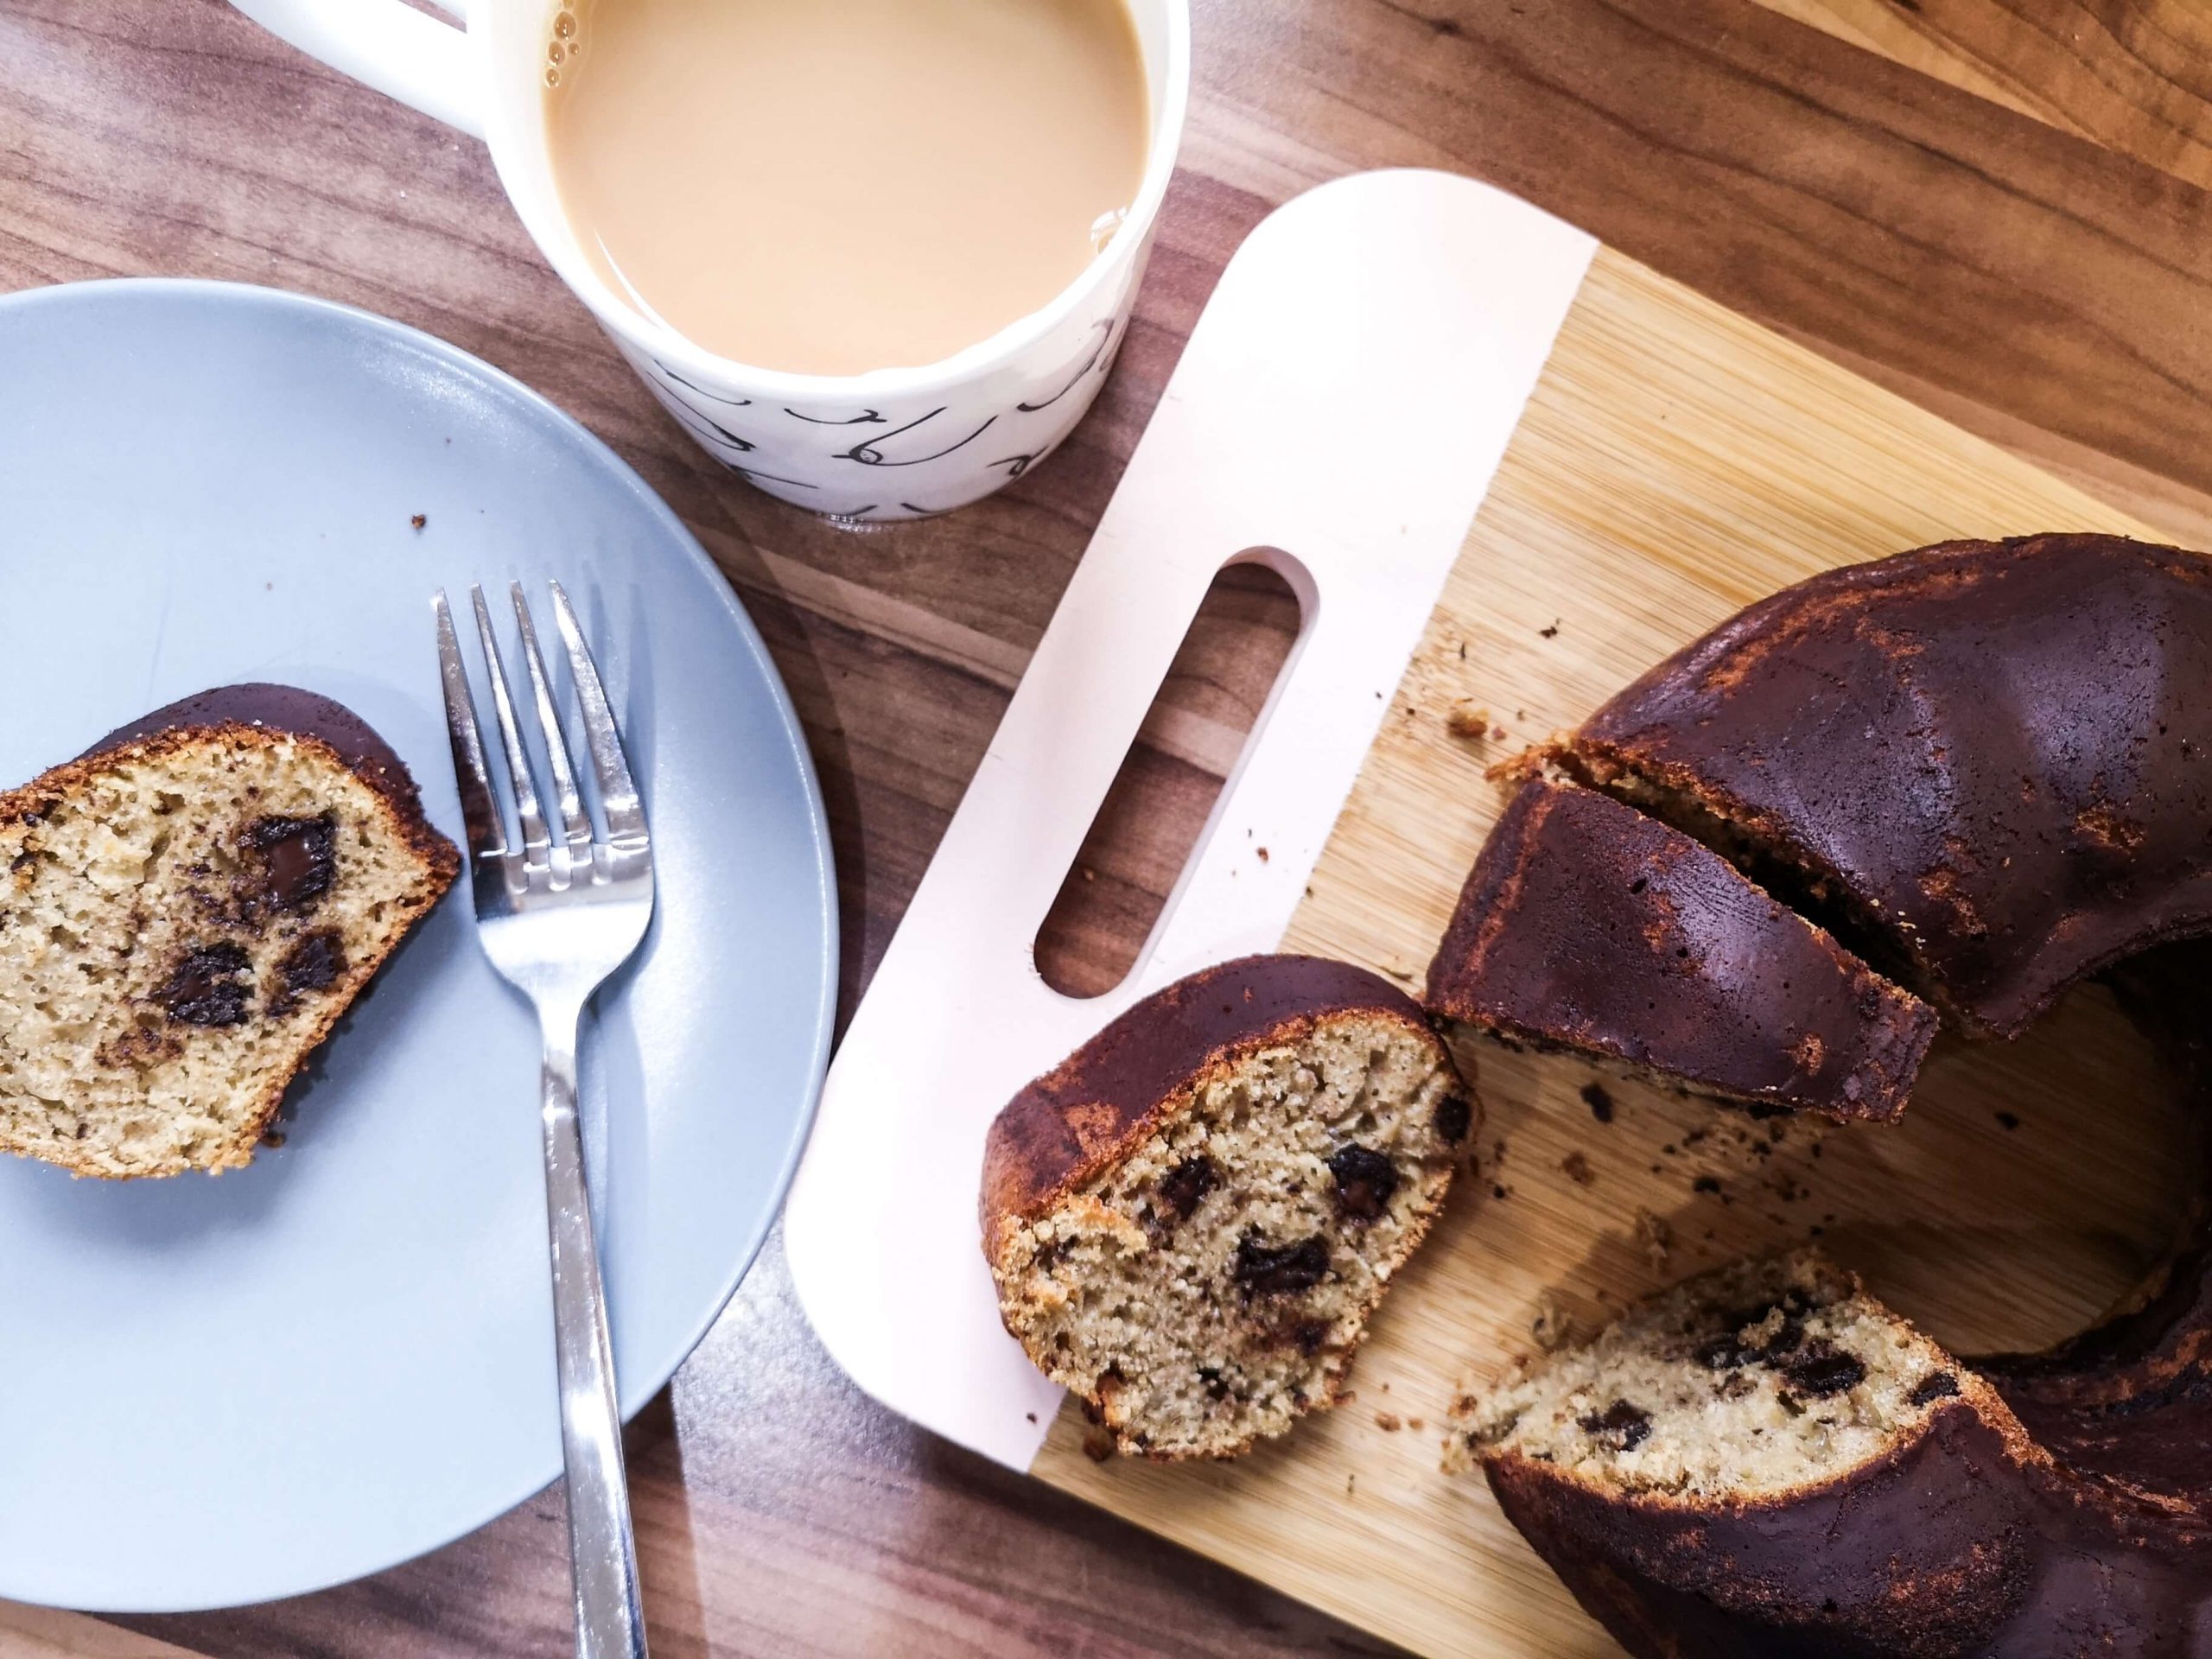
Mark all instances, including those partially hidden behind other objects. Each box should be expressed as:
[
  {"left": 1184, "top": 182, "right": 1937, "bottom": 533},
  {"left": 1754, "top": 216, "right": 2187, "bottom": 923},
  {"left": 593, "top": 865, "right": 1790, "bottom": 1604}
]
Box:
[{"left": 435, "top": 581, "right": 654, "bottom": 1659}]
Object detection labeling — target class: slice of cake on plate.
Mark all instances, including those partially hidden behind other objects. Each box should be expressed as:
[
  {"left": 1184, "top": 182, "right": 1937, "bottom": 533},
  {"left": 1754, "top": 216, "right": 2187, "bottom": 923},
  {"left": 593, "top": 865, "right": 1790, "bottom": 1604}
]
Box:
[{"left": 0, "top": 684, "right": 458, "bottom": 1177}]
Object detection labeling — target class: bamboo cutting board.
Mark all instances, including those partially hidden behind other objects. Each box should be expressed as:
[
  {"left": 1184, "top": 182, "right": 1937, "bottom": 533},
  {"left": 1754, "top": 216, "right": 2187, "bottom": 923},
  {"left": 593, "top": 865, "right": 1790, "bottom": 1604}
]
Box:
[{"left": 791, "top": 172, "right": 2187, "bottom": 1657}]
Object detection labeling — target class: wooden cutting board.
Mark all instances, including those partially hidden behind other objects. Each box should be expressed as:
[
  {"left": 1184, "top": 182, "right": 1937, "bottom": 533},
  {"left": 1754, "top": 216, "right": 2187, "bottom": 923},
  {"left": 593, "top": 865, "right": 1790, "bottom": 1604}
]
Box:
[
  {"left": 1032, "top": 245, "right": 2184, "bottom": 1651},
  {"left": 791, "top": 171, "right": 2184, "bottom": 1658}
]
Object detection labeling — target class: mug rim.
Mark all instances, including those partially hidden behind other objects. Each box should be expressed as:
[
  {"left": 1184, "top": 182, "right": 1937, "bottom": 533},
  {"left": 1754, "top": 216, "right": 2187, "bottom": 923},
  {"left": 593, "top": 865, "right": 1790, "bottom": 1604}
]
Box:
[{"left": 481, "top": 0, "right": 1191, "bottom": 400}]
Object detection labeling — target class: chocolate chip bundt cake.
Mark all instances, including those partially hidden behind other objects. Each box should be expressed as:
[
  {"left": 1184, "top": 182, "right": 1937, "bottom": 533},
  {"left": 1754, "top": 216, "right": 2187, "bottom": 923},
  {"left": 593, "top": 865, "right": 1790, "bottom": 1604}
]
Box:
[
  {"left": 982, "top": 955, "right": 1475, "bottom": 1459},
  {"left": 1441, "top": 534, "right": 2212, "bottom": 1655},
  {"left": 0, "top": 685, "right": 458, "bottom": 1177},
  {"left": 1427, "top": 779, "right": 1935, "bottom": 1122}
]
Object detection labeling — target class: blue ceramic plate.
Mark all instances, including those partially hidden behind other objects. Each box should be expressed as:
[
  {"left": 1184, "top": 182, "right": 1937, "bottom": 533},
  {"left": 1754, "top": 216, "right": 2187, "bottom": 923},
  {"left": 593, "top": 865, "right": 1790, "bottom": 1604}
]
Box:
[{"left": 0, "top": 281, "right": 836, "bottom": 1611}]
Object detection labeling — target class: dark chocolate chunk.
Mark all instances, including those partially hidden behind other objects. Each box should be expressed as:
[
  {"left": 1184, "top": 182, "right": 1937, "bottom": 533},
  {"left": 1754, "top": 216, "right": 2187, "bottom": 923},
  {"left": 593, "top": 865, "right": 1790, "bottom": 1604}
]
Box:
[
  {"left": 1781, "top": 1342, "right": 1866, "bottom": 1398},
  {"left": 1696, "top": 1334, "right": 1757, "bottom": 1371},
  {"left": 1232, "top": 1233, "right": 1331, "bottom": 1296},
  {"left": 1434, "top": 1094, "right": 1473, "bottom": 1144},
  {"left": 1909, "top": 1370, "right": 1961, "bottom": 1407},
  {"left": 1580, "top": 1081, "right": 1616, "bottom": 1122},
  {"left": 1577, "top": 1399, "right": 1651, "bottom": 1452},
  {"left": 1291, "top": 1319, "right": 1331, "bottom": 1355},
  {"left": 1328, "top": 1144, "right": 1400, "bottom": 1221},
  {"left": 1156, "top": 1154, "right": 1218, "bottom": 1221},
  {"left": 270, "top": 929, "right": 347, "bottom": 1014},
  {"left": 160, "top": 943, "right": 252, "bottom": 1027},
  {"left": 1198, "top": 1365, "right": 1229, "bottom": 1400},
  {"left": 245, "top": 813, "right": 336, "bottom": 912}
]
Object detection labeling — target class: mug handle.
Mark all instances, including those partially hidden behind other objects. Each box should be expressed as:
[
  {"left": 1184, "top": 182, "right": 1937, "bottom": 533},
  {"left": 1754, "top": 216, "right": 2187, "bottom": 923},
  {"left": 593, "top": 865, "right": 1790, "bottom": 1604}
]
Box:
[{"left": 228, "top": 0, "right": 484, "bottom": 138}]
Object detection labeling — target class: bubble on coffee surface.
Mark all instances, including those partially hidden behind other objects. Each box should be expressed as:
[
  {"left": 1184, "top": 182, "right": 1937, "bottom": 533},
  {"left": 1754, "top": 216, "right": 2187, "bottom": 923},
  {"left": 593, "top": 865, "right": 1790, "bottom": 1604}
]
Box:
[
  {"left": 545, "top": 65, "right": 561, "bottom": 86},
  {"left": 554, "top": 8, "right": 576, "bottom": 39}
]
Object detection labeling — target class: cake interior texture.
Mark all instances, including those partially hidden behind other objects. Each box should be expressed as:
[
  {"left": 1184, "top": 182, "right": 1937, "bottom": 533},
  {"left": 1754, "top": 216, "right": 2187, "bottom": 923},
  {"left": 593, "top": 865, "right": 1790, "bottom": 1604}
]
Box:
[
  {"left": 989, "top": 1010, "right": 1466, "bottom": 1457},
  {"left": 0, "top": 727, "right": 449, "bottom": 1177},
  {"left": 1459, "top": 1252, "right": 1966, "bottom": 1500}
]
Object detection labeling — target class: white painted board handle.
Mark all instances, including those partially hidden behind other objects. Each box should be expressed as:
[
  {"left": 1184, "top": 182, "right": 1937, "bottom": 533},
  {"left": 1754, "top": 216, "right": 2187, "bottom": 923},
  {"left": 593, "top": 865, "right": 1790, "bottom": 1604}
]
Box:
[
  {"left": 228, "top": 0, "right": 481, "bottom": 137},
  {"left": 785, "top": 170, "right": 1598, "bottom": 1471}
]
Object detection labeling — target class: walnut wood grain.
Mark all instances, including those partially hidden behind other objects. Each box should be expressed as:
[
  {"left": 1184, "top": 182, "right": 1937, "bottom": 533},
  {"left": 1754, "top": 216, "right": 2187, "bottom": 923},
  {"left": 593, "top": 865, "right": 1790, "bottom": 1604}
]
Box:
[
  {"left": 1754, "top": 0, "right": 2212, "bottom": 188},
  {"left": 6, "top": 0, "right": 2212, "bottom": 1652}
]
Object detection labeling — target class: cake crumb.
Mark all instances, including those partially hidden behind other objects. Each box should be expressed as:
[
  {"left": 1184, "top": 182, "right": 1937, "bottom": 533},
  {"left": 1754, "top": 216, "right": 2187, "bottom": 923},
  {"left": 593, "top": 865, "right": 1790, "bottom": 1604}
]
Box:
[
  {"left": 1539, "top": 620, "right": 1560, "bottom": 639},
  {"left": 1082, "top": 1425, "right": 1116, "bottom": 1462},
  {"left": 1995, "top": 1109, "right": 2021, "bottom": 1130},
  {"left": 410, "top": 512, "right": 427, "bottom": 530},
  {"left": 1581, "top": 1081, "right": 1616, "bottom": 1122},
  {"left": 1255, "top": 846, "right": 1269, "bottom": 863},
  {"left": 1406, "top": 1417, "right": 1425, "bottom": 1432},
  {"left": 1532, "top": 1290, "right": 1571, "bottom": 1351},
  {"left": 1375, "top": 1411, "right": 1402, "bottom": 1432},
  {"left": 1560, "top": 1150, "right": 1595, "bottom": 1186},
  {"left": 1446, "top": 700, "right": 1491, "bottom": 740}
]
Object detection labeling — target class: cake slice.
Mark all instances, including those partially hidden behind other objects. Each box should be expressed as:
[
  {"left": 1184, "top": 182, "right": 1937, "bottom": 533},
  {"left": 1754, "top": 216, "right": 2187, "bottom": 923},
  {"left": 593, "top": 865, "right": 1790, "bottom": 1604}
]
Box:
[
  {"left": 981, "top": 955, "right": 1475, "bottom": 1459},
  {"left": 0, "top": 685, "right": 459, "bottom": 1177},
  {"left": 1455, "top": 1252, "right": 2051, "bottom": 1657},
  {"left": 1426, "top": 779, "right": 1935, "bottom": 1122}
]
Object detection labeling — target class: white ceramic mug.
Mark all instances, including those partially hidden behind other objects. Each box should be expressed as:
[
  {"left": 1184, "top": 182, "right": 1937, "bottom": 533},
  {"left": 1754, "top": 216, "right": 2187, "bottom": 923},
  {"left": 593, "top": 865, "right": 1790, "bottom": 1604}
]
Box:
[{"left": 230, "top": 0, "right": 1189, "bottom": 523}]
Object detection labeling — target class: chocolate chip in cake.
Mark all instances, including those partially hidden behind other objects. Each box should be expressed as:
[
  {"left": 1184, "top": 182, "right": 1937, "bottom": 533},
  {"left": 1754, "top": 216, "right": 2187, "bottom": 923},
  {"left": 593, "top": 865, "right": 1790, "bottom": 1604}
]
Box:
[
  {"left": 1909, "top": 1370, "right": 1961, "bottom": 1407},
  {"left": 160, "top": 943, "right": 253, "bottom": 1027},
  {"left": 1328, "top": 1144, "right": 1399, "bottom": 1221},
  {"left": 1232, "top": 1233, "right": 1331, "bottom": 1296},
  {"left": 1780, "top": 1342, "right": 1866, "bottom": 1399},
  {"left": 245, "top": 813, "right": 337, "bottom": 912},
  {"left": 1577, "top": 1399, "right": 1650, "bottom": 1452},
  {"left": 1434, "top": 1094, "right": 1473, "bottom": 1144},
  {"left": 1155, "top": 1154, "right": 1218, "bottom": 1222},
  {"left": 269, "top": 929, "right": 348, "bottom": 1015},
  {"left": 1695, "top": 1334, "right": 1757, "bottom": 1371}
]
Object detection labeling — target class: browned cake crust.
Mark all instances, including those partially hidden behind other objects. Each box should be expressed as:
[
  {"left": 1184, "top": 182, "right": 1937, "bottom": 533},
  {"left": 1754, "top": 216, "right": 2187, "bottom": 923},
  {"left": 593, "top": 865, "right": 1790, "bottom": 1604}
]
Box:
[
  {"left": 1558, "top": 533, "right": 2212, "bottom": 1038},
  {"left": 1485, "top": 1382, "right": 2212, "bottom": 1658},
  {"left": 1, "top": 685, "right": 458, "bottom": 1174},
  {"left": 1427, "top": 779, "right": 1935, "bottom": 1122},
  {"left": 982, "top": 953, "right": 1452, "bottom": 1260}
]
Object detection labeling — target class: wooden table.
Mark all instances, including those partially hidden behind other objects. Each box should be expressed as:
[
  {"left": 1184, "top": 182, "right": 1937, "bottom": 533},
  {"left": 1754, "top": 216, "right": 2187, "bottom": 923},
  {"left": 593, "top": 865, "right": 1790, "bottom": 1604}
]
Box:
[{"left": 4, "top": 2, "right": 2210, "bottom": 1653}]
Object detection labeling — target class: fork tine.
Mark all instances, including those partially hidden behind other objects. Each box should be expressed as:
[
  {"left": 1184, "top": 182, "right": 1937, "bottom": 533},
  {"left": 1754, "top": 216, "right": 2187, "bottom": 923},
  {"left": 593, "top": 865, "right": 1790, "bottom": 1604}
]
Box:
[
  {"left": 547, "top": 581, "right": 648, "bottom": 847},
  {"left": 471, "top": 583, "right": 553, "bottom": 868},
  {"left": 434, "top": 590, "right": 510, "bottom": 862},
  {"left": 509, "top": 582, "right": 594, "bottom": 860}
]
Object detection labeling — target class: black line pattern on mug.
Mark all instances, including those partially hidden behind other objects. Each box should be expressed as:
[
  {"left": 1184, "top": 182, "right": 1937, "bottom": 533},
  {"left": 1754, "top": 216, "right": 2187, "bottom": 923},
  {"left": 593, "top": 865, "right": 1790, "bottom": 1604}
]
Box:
[
  {"left": 837, "top": 407, "right": 997, "bottom": 467},
  {"left": 667, "top": 404, "right": 759, "bottom": 454},
  {"left": 989, "top": 444, "right": 1053, "bottom": 479},
  {"left": 785, "top": 407, "right": 887, "bottom": 426},
  {"left": 654, "top": 361, "right": 753, "bottom": 406},
  {"left": 1016, "top": 320, "right": 1114, "bottom": 412},
  {"left": 733, "top": 465, "right": 821, "bottom": 491}
]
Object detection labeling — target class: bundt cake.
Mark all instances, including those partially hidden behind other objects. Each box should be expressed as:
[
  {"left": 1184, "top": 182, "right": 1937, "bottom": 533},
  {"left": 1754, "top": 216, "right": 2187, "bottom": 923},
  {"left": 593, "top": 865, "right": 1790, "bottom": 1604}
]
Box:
[
  {"left": 1554, "top": 533, "right": 2212, "bottom": 1039},
  {"left": 1441, "top": 533, "right": 2212, "bottom": 1655},
  {"left": 0, "top": 685, "right": 458, "bottom": 1177},
  {"left": 981, "top": 954, "right": 1475, "bottom": 1459},
  {"left": 1427, "top": 779, "right": 1935, "bottom": 1123}
]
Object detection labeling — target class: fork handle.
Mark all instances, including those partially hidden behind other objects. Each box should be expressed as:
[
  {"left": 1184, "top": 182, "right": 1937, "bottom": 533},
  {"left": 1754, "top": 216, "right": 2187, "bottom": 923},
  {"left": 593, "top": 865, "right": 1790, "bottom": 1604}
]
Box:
[{"left": 539, "top": 1008, "right": 650, "bottom": 1659}]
